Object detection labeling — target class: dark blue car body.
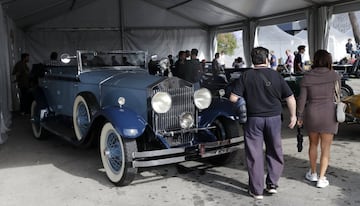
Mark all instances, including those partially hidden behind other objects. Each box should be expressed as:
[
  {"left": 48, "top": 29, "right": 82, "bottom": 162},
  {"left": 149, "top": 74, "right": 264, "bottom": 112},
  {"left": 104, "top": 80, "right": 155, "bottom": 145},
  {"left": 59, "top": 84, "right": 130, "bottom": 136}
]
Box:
[{"left": 30, "top": 50, "right": 243, "bottom": 186}]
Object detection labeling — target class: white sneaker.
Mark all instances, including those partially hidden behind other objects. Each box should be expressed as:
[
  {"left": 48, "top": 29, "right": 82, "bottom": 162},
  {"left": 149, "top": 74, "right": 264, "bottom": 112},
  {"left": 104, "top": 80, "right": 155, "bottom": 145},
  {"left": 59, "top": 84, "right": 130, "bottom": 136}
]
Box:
[
  {"left": 265, "top": 185, "right": 278, "bottom": 194},
  {"left": 316, "top": 177, "right": 329, "bottom": 188},
  {"left": 305, "top": 170, "right": 318, "bottom": 182},
  {"left": 248, "top": 190, "right": 263, "bottom": 200}
]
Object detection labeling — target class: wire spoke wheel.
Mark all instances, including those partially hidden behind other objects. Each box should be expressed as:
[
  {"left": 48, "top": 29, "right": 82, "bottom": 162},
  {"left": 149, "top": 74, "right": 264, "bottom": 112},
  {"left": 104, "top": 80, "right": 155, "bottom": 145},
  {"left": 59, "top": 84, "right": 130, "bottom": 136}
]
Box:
[{"left": 100, "top": 122, "right": 137, "bottom": 186}]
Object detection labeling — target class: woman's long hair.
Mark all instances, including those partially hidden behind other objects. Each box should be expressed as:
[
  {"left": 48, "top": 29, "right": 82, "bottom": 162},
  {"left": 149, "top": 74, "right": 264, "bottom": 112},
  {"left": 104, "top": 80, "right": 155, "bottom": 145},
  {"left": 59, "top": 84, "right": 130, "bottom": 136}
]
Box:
[{"left": 312, "top": 49, "right": 333, "bottom": 70}]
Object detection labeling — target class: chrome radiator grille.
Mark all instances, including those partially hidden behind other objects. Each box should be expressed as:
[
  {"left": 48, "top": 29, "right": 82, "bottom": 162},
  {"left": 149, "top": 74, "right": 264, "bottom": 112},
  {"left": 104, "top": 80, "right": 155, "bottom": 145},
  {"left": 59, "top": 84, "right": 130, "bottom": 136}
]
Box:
[{"left": 152, "top": 87, "right": 195, "bottom": 131}]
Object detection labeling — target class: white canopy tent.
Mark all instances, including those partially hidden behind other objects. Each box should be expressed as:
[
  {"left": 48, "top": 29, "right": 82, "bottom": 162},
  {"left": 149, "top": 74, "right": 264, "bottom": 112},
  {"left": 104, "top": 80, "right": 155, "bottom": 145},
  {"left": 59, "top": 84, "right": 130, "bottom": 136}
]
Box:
[
  {"left": 1, "top": 0, "right": 360, "bottom": 140},
  {"left": 257, "top": 25, "right": 309, "bottom": 63}
]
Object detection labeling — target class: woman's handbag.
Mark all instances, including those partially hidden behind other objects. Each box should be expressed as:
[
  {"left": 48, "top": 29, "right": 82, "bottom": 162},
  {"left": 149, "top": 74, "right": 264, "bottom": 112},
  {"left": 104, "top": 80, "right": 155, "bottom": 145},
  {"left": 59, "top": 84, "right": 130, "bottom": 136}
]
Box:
[{"left": 334, "top": 80, "right": 347, "bottom": 123}]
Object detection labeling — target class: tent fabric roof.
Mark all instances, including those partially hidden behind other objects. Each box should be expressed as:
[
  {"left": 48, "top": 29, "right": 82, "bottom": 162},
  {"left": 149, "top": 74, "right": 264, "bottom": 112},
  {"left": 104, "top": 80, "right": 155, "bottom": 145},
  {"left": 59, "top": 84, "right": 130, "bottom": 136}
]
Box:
[{"left": 0, "top": 0, "right": 356, "bottom": 30}]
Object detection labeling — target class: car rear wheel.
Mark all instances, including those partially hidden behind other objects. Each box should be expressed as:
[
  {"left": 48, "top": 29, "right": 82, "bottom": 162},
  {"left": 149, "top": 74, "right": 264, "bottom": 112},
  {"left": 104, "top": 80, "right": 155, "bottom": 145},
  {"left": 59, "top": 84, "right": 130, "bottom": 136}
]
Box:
[
  {"left": 208, "top": 118, "right": 241, "bottom": 165},
  {"left": 341, "top": 84, "right": 354, "bottom": 99},
  {"left": 100, "top": 122, "right": 137, "bottom": 186},
  {"left": 30, "top": 100, "right": 48, "bottom": 139}
]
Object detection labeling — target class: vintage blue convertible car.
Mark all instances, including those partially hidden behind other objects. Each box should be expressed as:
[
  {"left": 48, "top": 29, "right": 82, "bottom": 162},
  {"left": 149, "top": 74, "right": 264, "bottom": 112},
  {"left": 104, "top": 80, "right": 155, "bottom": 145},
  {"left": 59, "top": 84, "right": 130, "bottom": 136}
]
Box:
[{"left": 30, "top": 50, "right": 243, "bottom": 186}]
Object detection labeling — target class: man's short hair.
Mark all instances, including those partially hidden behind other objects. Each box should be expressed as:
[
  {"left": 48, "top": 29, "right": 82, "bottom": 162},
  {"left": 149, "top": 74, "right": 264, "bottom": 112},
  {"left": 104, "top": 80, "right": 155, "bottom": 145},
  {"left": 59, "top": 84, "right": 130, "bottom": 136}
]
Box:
[
  {"left": 21, "top": 53, "right": 29, "bottom": 61},
  {"left": 297, "top": 45, "right": 306, "bottom": 51},
  {"left": 251, "top": 47, "right": 269, "bottom": 65},
  {"left": 191, "top": 48, "right": 198, "bottom": 56}
]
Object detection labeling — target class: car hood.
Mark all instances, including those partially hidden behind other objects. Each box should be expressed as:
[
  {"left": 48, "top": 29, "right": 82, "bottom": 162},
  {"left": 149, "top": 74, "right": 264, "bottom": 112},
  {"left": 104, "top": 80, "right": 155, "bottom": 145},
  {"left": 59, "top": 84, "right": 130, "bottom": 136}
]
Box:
[{"left": 79, "top": 68, "right": 164, "bottom": 89}]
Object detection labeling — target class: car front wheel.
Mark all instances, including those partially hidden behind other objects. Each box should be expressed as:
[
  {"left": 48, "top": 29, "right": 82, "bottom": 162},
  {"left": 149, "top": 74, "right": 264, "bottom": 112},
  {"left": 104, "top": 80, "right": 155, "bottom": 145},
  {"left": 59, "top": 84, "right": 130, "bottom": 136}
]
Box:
[{"left": 100, "top": 122, "right": 137, "bottom": 186}]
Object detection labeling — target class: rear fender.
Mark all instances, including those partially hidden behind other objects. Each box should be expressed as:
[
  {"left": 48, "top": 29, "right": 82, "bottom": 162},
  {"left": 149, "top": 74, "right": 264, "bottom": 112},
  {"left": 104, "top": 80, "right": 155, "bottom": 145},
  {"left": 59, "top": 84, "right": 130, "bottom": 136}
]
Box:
[
  {"left": 95, "top": 106, "right": 147, "bottom": 139},
  {"left": 31, "top": 87, "right": 48, "bottom": 109}
]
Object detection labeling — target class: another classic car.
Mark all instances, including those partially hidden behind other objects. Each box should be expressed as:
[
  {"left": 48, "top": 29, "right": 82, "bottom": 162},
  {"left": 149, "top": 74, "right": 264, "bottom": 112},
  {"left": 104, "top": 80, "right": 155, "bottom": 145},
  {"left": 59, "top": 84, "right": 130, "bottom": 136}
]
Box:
[
  {"left": 343, "top": 94, "right": 360, "bottom": 123},
  {"left": 30, "top": 50, "right": 243, "bottom": 186},
  {"left": 200, "top": 67, "right": 249, "bottom": 98},
  {"left": 282, "top": 72, "right": 354, "bottom": 99}
]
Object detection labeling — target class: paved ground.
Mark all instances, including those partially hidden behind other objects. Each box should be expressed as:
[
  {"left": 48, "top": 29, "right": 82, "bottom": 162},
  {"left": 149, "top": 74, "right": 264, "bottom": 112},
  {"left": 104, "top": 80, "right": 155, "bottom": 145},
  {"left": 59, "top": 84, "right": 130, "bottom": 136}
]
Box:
[{"left": 0, "top": 79, "right": 359, "bottom": 206}]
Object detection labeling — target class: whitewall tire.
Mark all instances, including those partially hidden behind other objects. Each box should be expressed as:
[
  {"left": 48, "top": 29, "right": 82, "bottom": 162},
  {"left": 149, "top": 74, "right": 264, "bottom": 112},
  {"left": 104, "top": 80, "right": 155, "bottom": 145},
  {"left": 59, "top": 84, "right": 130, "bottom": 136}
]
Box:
[
  {"left": 73, "top": 95, "right": 91, "bottom": 141},
  {"left": 100, "top": 122, "right": 137, "bottom": 186}
]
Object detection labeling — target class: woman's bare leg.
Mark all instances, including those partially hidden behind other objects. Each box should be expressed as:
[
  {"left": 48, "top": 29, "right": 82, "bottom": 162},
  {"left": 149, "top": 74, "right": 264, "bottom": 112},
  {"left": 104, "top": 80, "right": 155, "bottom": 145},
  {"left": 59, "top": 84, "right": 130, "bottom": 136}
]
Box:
[
  {"left": 319, "top": 133, "right": 334, "bottom": 178},
  {"left": 308, "top": 132, "right": 320, "bottom": 173}
]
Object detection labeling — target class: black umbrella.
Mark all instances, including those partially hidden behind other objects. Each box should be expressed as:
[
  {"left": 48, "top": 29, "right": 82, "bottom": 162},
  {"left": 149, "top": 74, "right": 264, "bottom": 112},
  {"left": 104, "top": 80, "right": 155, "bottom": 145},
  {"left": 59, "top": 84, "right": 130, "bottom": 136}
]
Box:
[{"left": 297, "top": 126, "right": 303, "bottom": 152}]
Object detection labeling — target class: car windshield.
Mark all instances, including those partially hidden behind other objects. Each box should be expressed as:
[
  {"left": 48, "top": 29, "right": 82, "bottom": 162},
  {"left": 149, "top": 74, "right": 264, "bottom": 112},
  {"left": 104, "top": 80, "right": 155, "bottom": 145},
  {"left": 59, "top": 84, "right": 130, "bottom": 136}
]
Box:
[{"left": 78, "top": 50, "right": 147, "bottom": 71}]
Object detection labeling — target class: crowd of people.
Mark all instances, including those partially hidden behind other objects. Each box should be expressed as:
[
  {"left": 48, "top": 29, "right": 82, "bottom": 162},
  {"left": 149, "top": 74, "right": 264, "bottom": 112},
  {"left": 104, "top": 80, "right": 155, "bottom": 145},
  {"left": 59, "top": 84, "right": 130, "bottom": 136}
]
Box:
[
  {"left": 12, "top": 46, "right": 341, "bottom": 201},
  {"left": 148, "top": 49, "right": 247, "bottom": 86},
  {"left": 148, "top": 48, "right": 204, "bottom": 89}
]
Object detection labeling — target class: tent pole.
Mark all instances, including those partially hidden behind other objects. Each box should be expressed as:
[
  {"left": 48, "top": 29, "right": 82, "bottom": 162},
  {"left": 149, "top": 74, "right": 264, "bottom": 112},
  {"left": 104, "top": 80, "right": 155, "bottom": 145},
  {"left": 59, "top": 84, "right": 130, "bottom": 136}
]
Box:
[{"left": 119, "top": 0, "right": 125, "bottom": 50}]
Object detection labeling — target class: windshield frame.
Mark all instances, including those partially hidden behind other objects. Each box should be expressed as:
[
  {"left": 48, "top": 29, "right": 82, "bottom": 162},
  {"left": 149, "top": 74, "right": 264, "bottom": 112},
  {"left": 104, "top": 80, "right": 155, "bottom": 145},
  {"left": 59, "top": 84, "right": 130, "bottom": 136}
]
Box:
[{"left": 75, "top": 50, "right": 148, "bottom": 74}]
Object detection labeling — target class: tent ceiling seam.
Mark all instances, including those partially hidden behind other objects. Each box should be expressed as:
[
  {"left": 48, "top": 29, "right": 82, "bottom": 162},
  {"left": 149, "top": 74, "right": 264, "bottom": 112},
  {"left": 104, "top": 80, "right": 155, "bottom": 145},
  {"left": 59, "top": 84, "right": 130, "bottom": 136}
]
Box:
[
  {"left": 142, "top": 0, "right": 209, "bottom": 30},
  {"left": 302, "top": 0, "right": 318, "bottom": 5},
  {"left": 70, "top": 0, "right": 77, "bottom": 10},
  {"left": 166, "top": 0, "right": 192, "bottom": 10},
  {"left": 25, "top": 26, "right": 206, "bottom": 32},
  {"left": 212, "top": 7, "right": 308, "bottom": 32},
  {"left": 200, "top": 0, "right": 249, "bottom": 19},
  {"left": 0, "top": 0, "right": 15, "bottom": 6},
  {"left": 20, "top": 0, "right": 97, "bottom": 30},
  {"left": 13, "top": 0, "right": 70, "bottom": 21}
]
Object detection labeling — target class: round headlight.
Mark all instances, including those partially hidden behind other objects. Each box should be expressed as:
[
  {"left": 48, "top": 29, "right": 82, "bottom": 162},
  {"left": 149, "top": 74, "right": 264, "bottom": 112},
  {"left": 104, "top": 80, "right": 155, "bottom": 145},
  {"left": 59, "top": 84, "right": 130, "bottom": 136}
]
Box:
[
  {"left": 151, "top": 92, "right": 172, "bottom": 113},
  {"left": 194, "top": 88, "right": 212, "bottom": 109},
  {"left": 179, "top": 112, "right": 194, "bottom": 129}
]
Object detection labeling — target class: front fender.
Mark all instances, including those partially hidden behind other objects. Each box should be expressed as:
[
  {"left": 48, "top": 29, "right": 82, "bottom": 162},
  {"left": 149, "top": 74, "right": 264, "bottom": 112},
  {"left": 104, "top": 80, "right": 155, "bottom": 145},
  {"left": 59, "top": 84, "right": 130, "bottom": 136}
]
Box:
[
  {"left": 199, "top": 98, "right": 237, "bottom": 127},
  {"left": 96, "top": 106, "right": 147, "bottom": 139}
]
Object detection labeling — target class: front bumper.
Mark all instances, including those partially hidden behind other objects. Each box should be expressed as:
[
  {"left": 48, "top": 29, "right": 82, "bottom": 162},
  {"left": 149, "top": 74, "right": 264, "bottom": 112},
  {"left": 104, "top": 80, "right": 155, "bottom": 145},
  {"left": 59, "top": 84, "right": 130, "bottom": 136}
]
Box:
[{"left": 132, "top": 136, "right": 243, "bottom": 168}]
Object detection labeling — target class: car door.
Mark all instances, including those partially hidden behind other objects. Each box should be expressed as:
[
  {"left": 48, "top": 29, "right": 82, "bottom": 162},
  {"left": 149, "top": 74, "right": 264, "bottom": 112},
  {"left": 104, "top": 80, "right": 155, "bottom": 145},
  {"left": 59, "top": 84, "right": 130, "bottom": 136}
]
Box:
[{"left": 41, "top": 66, "right": 78, "bottom": 116}]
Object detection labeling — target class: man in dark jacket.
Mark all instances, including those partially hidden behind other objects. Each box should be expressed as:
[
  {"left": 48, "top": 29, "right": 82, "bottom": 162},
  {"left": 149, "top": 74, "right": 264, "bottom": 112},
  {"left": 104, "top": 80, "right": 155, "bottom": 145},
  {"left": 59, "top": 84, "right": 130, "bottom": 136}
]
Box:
[
  {"left": 294, "top": 45, "right": 306, "bottom": 73},
  {"left": 182, "top": 48, "right": 202, "bottom": 89},
  {"left": 12, "top": 53, "right": 31, "bottom": 114}
]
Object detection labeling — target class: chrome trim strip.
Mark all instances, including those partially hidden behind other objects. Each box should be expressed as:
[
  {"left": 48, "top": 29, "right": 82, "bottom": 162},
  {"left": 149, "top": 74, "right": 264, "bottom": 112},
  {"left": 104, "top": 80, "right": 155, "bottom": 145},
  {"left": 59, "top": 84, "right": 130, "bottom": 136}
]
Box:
[
  {"left": 133, "top": 156, "right": 186, "bottom": 168},
  {"left": 133, "top": 148, "right": 185, "bottom": 158}
]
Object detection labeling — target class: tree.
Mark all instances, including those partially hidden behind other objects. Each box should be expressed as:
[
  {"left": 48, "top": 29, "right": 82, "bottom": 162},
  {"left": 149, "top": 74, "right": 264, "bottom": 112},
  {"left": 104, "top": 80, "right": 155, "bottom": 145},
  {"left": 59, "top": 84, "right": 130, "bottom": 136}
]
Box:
[
  {"left": 216, "top": 33, "right": 237, "bottom": 56},
  {"left": 349, "top": 12, "right": 360, "bottom": 44}
]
